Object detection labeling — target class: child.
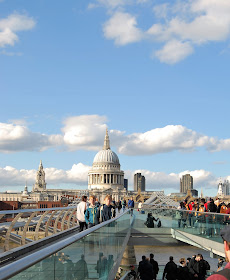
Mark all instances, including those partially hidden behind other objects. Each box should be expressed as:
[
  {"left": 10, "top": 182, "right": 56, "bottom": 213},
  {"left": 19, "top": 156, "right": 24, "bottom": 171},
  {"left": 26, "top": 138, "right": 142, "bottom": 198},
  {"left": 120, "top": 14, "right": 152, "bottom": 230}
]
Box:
[{"left": 85, "top": 195, "right": 99, "bottom": 228}]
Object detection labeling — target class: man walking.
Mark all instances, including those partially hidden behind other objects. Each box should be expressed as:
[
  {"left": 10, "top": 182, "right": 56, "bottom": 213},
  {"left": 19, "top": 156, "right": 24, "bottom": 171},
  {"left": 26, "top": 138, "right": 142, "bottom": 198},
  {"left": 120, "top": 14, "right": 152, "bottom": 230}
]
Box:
[
  {"left": 77, "top": 196, "right": 88, "bottom": 231},
  {"left": 162, "top": 256, "right": 177, "bottom": 280},
  {"left": 188, "top": 254, "right": 202, "bottom": 280},
  {"left": 138, "top": 256, "right": 154, "bottom": 280},
  {"left": 149, "top": 253, "right": 159, "bottom": 280},
  {"left": 98, "top": 195, "right": 115, "bottom": 223},
  {"left": 128, "top": 197, "right": 135, "bottom": 216}
]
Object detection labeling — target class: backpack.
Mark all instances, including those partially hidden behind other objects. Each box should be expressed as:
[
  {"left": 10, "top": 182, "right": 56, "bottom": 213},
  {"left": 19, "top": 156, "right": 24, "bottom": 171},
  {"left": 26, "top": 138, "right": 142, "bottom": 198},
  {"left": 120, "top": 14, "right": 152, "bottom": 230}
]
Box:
[
  {"left": 220, "top": 205, "right": 227, "bottom": 214},
  {"left": 157, "top": 220, "right": 161, "bottom": 228}
]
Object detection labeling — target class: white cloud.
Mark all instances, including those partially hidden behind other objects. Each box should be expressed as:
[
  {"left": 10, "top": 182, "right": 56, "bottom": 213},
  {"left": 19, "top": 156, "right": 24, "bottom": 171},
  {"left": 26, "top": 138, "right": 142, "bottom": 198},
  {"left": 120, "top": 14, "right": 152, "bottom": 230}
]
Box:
[
  {"left": 0, "top": 164, "right": 220, "bottom": 196},
  {"left": 0, "top": 163, "right": 91, "bottom": 188},
  {"left": 117, "top": 125, "right": 230, "bottom": 155},
  {"left": 2, "top": 116, "right": 230, "bottom": 155},
  {"left": 62, "top": 115, "right": 108, "bottom": 150},
  {"left": 0, "top": 166, "right": 36, "bottom": 186},
  {"left": 154, "top": 40, "right": 194, "bottom": 64},
  {"left": 103, "top": 12, "right": 143, "bottom": 45},
  {"left": 0, "top": 13, "right": 35, "bottom": 48},
  {"left": 0, "top": 122, "right": 59, "bottom": 153},
  {"left": 92, "top": 0, "right": 230, "bottom": 63}
]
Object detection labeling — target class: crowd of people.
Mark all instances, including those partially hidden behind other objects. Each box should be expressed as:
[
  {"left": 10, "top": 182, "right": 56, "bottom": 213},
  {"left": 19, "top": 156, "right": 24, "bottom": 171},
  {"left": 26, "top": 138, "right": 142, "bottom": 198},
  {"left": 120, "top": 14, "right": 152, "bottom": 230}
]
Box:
[
  {"left": 76, "top": 195, "right": 135, "bottom": 231},
  {"left": 126, "top": 253, "right": 211, "bottom": 280},
  {"left": 175, "top": 197, "right": 230, "bottom": 237}
]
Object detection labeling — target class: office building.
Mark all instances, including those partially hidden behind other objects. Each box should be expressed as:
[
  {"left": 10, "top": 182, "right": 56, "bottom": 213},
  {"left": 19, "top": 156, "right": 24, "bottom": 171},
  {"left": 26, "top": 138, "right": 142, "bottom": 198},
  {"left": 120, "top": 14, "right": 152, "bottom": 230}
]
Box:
[
  {"left": 217, "top": 180, "right": 230, "bottom": 196},
  {"left": 134, "top": 173, "right": 145, "bottom": 192},
  {"left": 180, "top": 174, "right": 193, "bottom": 193}
]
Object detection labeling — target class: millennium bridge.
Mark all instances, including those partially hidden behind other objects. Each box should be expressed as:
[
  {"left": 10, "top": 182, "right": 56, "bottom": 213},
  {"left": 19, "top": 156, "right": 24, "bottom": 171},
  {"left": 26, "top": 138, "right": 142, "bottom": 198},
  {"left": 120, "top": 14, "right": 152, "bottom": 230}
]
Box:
[{"left": 0, "top": 204, "right": 227, "bottom": 280}]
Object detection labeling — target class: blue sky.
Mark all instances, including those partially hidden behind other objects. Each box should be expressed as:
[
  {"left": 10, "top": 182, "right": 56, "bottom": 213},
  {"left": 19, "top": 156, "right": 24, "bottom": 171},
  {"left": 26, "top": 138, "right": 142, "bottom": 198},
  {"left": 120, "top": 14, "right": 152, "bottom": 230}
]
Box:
[{"left": 1, "top": 0, "right": 230, "bottom": 196}]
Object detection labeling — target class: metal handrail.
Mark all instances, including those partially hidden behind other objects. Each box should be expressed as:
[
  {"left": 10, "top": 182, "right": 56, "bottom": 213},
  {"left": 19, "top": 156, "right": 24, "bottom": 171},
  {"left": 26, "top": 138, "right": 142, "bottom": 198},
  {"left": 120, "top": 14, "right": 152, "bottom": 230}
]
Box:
[
  {"left": 0, "top": 206, "right": 76, "bottom": 216},
  {"left": 0, "top": 209, "right": 130, "bottom": 280},
  {"left": 142, "top": 205, "right": 230, "bottom": 216}
]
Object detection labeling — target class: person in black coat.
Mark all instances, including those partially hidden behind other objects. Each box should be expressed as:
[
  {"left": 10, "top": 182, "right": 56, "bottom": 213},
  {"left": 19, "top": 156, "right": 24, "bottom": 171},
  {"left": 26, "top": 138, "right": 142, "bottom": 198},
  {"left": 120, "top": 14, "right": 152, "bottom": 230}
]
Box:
[
  {"left": 138, "top": 256, "right": 154, "bottom": 280},
  {"left": 162, "top": 256, "right": 177, "bottom": 280},
  {"left": 199, "top": 255, "right": 210, "bottom": 280},
  {"left": 145, "top": 213, "right": 158, "bottom": 228},
  {"left": 177, "top": 258, "right": 190, "bottom": 280},
  {"left": 149, "top": 253, "right": 159, "bottom": 280},
  {"left": 188, "top": 255, "right": 202, "bottom": 280}
]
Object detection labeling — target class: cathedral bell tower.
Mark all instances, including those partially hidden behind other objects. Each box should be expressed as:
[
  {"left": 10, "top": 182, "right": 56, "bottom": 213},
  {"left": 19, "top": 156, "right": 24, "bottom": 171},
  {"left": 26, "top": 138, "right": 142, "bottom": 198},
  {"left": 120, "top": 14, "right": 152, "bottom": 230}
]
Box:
[{"left": 33, "top": 160, "right": 47, "bottom": 192}]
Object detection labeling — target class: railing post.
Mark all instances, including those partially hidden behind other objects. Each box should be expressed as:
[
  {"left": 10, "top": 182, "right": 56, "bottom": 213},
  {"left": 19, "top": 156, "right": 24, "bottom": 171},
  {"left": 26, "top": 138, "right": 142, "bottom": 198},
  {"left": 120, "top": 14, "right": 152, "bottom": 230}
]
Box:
[
  {"left": 21, "top": 212, "right": 37, "bottom": 245},
  {"left": 61, "top": 209, "right": 72, "bottom": 231},
  {"left": 53, "top": 210, "right": 65, "bottom": 234},
  {"left": 4, "top": 213, "right": 23, "bottom": 252},
  {"left": 67, "top": 209, "right": 76, "bottom": 228},
  {"left": 34, "top": 210, "right": 50, "bottom": 241},
  {"left": 45, "top": 210, "right": 58, "bottom": 237}
]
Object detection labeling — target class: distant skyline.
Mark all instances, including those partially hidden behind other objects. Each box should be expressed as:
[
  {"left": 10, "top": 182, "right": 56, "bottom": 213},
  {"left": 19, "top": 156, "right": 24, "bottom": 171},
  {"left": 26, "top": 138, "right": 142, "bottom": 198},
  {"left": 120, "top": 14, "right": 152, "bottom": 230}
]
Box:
[{"left": 1, "top": 0, "right": 230, "bottom": 196}]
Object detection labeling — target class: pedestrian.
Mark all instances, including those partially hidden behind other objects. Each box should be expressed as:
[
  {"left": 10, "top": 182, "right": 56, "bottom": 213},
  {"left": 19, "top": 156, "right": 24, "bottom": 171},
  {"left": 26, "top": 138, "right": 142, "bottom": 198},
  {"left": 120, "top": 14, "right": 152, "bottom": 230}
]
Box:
[
  {"left": 77, "top": 196, "right": 88, "bottom": 232},
  {"left": 162, "top": 256, "right": 177, "bottom": 280},
  {"left": 98, "top": 195, "right": 115, "bottom": 223},
  {"left": 177, "top": 257, "right": 190, "bottom": 280},
  {"left": 128, "top": 197, "right": 135, "bottom": 216},
  {"left": 207, "top": 199, "right": 217, "bottom": 237},
  {"left": 74, "top": 254, "right": 88, "bottom": 280},
  {"left": 145, "top": 213, "right": 157, "bottom": 228},
  {"left": 188, "top": 254, "right": 202, "bottom": 280},
  {"left": 138, "top": 201, "right": 143, "bottom": 212},
  {"left": 207, "top": 225, "right": 230, "bottom": 279},
  {"left": 199, "top": 255, "right": 210, "bottom": 280},
  {"left": 107, "top": 255, "right": 114, "bottom": 271},
  {"left": 176, "top": 202, "right": 186, "bottom": 228},
  {"left": 85, "top": 195, "right": 98, "bottom": 228},
  {"left": 121, "top": 199, "right": 126, "bottom": 212},
  {"left": 138, "top": 256, "right": 154, "bottom": 280},
  {"left": 117, "top": 200, "right": 122, "bottom": 213},
  {"left": 149, "top": 253, "right": 159, "bottom": 280}
]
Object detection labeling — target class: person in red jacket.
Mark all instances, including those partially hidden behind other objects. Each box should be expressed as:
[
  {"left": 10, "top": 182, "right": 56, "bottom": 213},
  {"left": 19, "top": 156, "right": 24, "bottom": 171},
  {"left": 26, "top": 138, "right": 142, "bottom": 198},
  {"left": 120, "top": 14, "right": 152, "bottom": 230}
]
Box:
[{"left": 207, "top": 226, "right": 230, "bottom": 279}]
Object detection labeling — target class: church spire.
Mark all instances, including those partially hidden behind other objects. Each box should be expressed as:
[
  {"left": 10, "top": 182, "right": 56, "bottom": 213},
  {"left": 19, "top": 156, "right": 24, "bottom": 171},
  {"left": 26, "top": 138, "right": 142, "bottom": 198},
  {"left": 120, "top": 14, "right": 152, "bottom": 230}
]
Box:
[
  {"left": 39, "top": 160, "right": 43, "bottom": 169},
  {"left": 103, "top": 128, "right": 110, "bottom": 150}
]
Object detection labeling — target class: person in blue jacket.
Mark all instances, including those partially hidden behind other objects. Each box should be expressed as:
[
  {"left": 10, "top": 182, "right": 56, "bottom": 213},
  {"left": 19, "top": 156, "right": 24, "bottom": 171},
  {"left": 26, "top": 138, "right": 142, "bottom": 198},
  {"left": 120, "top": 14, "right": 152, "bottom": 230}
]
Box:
[
  {"left": 128, "top": 197, "right": 135, "bottom": 216},
  {"left": 85, "top": 195, "right": 99, "bottom": 228}
]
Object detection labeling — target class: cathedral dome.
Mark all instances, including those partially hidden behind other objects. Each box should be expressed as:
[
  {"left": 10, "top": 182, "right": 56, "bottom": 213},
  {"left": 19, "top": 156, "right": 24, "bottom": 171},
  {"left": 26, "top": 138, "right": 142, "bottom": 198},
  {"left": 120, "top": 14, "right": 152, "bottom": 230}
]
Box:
[
  {"left": 93, "top": 149, "right": 120, "bottom": 164},
  {"left": 93, "top": 129, "right": 120, "bottom": 165}
]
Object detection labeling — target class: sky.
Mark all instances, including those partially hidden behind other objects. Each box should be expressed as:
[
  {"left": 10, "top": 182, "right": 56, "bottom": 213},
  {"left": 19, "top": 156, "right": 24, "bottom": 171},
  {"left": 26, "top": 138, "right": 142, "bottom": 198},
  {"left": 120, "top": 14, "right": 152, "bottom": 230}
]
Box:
[{"left": 1, "top": 0, "right": 230, "bottom": 196}]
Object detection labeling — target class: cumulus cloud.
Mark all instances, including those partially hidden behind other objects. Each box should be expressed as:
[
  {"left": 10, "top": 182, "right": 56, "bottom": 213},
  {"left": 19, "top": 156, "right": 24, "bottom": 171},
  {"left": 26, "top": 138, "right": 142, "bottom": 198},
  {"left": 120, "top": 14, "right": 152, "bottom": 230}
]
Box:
[
  {"left": 0, "top": 122, "right": 61, "bottom": 153},
  {"left": 103, "top": 12, "right": 143, "bottom": 45},
  {"left": 0, "top": 164, "right": 220, "bottom": 196},
  {"left": 118, "top": 125, "right": 218, "bottom": 155},
  {"left": 91, "top": 0, "right": 230, "bottom": 63},
  {"left": 0, "top": 13, "right": 35, "bottom": 48},
  {"left": 62, "top": 115, "right": 108, "bottom": 150},
  {"left": 0, "top": 163, "right": 91, "bottom": 189},
  {"left": 2, "top": 116, "right": 230, "bottom": 155},
  {"left": 149, "top": 0, "right": 230, "bottom": 62},
  {"left": 154, "top": 40, "right": 194, "bottom": 64}
]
